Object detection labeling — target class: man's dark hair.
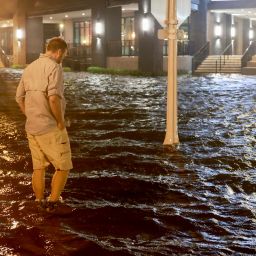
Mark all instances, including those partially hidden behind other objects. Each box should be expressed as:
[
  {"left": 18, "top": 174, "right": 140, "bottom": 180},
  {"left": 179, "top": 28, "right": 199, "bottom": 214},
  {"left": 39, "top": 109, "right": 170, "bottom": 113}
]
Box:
[{"left": 46, "top": 37, "right": 68, "bottom": 52}]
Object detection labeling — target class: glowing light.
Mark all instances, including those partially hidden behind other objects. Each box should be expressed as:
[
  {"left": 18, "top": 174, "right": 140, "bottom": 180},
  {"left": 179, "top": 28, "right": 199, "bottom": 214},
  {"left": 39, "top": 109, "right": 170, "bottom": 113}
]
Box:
[
  {"left": 65, "top": 15, "right": 68, "bottom": 18},
  {"left": 215, "top": 14, "right": 221, "bottom": 23},
  {"left": 231, "top": 26, "right": 236, "bottom": 38},
  {"left": 249, "top": 29, "right": 254, "bottom": 40},
  {"left": 82, "top": 39, "right": 89, "bottom": 46},
  {"left": 142, "top": 17, "right": 150, "bottom": 32},
  {"left": 16, "top": 29, "right": 23, "bottom": 40},
  {"left": 95, "top": 21, "right": 103, "bottom": 36},
  {"left": 214, "top": 24, "right": 222, "bottom": 38},
  {"left": 131, "top": 32, "right": 136, "bottom": 39}
]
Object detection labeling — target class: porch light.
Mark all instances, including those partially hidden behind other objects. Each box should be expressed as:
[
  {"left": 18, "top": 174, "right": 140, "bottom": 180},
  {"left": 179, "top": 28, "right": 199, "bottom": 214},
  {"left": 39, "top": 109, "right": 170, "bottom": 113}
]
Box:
[
  {"left": 59, "top": 23, "right": 64, "bottom": 37},
  {"left": 214, "top": 24, "right": 222, "bottom": 38},
  {"left": 231, "top": 26, "right": 236, "bottom": 39},
  {"left": 16, "top": 29, "right": 23, "bottom": 40},
  {"left": 249, "top": 29, "right": 254, "bottom": 40},
  {"left": 95, "top": 21, "right": 103, "bottom": 37},
  {"left": 142, "top": 17, "right": 150, "bottom": 32}
]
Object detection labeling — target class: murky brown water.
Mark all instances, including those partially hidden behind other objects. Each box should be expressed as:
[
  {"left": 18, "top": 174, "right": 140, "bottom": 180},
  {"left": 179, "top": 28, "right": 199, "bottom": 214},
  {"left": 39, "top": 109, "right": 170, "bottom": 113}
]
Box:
[{"left": 0, "top": 69, "right": 255, "bottom": 255}]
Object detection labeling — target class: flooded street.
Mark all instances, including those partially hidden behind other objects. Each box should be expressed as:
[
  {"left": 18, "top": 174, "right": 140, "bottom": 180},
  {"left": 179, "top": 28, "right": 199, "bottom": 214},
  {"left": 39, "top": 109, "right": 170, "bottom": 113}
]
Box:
[{"left": 0, "top": 69, "right": 255, "bottom": 255}]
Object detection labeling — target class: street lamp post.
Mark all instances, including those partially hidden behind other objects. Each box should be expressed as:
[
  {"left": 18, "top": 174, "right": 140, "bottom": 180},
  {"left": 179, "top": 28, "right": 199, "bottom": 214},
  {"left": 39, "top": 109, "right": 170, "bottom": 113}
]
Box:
[{"left": 163, "top": 0, "right": 179, "bottom": 145}]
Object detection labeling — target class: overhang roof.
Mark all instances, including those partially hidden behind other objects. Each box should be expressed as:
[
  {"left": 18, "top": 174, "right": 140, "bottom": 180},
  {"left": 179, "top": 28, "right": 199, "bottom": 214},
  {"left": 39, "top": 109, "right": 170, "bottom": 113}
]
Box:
[
  {"left": 209, "top": 0, "right": 256, "bottom": 10},
  {"left": 0, "top": 0, "right": 138, "bottom": 20},
  {"left": 209, "top": 0, "right": 256, "bottom": 20}
]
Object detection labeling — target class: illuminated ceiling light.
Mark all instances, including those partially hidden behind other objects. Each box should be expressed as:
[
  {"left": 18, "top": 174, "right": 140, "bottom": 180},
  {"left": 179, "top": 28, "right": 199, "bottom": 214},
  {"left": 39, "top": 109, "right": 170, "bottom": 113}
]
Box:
[
  {"left": 122, "top": 8, "right": 125, "bottom": 11},
  {"left": 65, "top": 15, "right": 69, "bottom": 18},
  {"left": 82, "top": 13, "right": 85, "bottom": 16},
  {"left": 50, "top": 17, "right": 53, "bottom": 20},
  {"left": 59, "top": 23, "right": 64, "bottom": 30}
]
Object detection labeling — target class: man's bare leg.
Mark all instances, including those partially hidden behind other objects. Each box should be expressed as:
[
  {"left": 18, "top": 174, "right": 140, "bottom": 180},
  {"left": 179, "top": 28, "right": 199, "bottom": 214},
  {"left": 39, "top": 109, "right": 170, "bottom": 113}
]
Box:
[
  {"left": 32, "top": 169, "right": 45, "bottom": 201},
  {"left": 48, "top": 169, "right": 70, "bottom": 202}
]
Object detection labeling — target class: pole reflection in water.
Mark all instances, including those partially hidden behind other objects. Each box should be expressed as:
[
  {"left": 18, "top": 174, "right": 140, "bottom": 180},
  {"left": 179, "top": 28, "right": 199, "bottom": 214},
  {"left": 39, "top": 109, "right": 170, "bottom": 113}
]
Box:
[{"left": 0, "top": 70, "right": 255, "bottom": 255}]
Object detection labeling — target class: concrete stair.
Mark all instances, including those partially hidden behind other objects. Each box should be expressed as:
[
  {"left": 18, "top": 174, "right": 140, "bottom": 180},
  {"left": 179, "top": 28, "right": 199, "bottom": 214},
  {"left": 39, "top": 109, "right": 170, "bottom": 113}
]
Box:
[
  {"left": 195, "top": 55, "right": 242, "bottom": 74},
  {"left": 242, "top": 55, "right": 256, "bottom": 75}
]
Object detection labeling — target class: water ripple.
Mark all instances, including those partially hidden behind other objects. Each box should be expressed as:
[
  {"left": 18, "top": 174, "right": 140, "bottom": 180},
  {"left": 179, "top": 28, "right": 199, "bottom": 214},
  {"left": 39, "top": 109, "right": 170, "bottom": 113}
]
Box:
[{"left": 0, "top": 71, "right": 255, "bottom": 254}]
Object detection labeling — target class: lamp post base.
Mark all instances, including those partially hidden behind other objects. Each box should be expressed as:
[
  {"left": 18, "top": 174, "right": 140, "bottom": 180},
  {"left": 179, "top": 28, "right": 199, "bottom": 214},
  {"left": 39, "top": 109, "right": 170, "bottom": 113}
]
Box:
[{"left": 163, "top": 134, "right": 179, "bottom": 146}]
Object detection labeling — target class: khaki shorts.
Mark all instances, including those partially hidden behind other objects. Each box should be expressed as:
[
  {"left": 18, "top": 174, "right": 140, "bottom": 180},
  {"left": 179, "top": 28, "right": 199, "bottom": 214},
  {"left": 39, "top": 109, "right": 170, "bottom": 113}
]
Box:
[{"left": 27, "top": 128, "right": 73, "bottom": 170}]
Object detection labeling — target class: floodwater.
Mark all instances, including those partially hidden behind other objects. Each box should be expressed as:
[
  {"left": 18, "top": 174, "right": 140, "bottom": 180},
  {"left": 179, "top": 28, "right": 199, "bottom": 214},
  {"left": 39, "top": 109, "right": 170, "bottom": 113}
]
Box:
[{"left": 0, "top": 69, "right": 255, "bottom": 255}]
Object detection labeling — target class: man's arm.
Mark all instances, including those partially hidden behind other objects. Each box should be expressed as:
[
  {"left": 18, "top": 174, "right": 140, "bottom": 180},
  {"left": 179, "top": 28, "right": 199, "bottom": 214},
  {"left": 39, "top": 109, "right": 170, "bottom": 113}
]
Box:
[
  {"left": 16, "top": 76, "right": 26, "bottom": 115},
  {"left": 49, "top": 95, "right": 65, "bottom": 130},
  {"left": 18, "top": 99, "right": 25, "bottom": 115}
]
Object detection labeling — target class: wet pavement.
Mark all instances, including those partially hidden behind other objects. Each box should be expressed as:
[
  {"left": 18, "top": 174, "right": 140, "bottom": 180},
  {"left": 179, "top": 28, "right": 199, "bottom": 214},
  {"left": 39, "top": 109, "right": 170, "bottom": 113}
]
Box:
[{"left": 0, "top": 69, "right": 255, "bottom": 255}]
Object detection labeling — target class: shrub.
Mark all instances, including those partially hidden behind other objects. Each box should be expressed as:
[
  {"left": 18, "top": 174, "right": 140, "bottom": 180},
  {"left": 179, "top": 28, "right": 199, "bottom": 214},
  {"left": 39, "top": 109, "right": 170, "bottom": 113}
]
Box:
[
  {"left": 63, "top": 67, "right": 72, "bottom": 72},
  {"left": 11, "top": 64, "right": 24, "bottom": 69}
]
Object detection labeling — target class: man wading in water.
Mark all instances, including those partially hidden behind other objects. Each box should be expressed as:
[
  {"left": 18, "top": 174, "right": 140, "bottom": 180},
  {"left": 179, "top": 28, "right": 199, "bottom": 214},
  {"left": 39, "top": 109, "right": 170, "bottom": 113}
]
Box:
[{"left": 16, "top": 37, "right": 73, "bottom": 212}]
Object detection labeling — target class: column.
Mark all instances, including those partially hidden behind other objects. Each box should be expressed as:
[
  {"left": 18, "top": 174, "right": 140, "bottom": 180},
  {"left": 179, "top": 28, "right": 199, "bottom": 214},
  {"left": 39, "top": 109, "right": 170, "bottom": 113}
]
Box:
[
  {"left": 190, "top": 0, "right": 209, "bottom": 54},
  {"left": 64, "top": 20, "right": 73, "bottom": 45},
  {"left": 26, "top": 17, "right": 44, "bottom": 64},
  {"left": 91, "top": 3, "right": 107, "bottom": 67},
  {"left": 13, "top": 6, "right": 26, "bottom": 66},
  {"left": 136, "top": 0, "right": 163, "bottom": 74},
  {"left": 243, "top": 19, "right": 250, "bottom": 52},
  {"left": 106, "top": 7, "right": 122, "bottom": 57}
]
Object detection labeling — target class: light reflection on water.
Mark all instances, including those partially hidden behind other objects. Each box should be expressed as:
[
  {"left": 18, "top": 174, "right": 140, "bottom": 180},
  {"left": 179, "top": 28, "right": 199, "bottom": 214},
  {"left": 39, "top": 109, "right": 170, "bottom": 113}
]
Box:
[{"left": 0, "top": 70, "right": 255, "bottom": 255}]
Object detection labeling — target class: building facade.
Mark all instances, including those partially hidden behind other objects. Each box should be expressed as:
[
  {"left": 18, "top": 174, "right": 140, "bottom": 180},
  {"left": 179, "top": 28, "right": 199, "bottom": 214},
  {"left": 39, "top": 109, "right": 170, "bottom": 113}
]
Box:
[{"left": 2, "top": 0, "right": 254, "bottom": 73}]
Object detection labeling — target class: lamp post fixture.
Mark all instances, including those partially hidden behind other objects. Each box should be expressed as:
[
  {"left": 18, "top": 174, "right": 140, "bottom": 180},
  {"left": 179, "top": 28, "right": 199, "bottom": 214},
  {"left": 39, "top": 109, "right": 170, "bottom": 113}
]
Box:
[{"left": 163, "top": 0, "right": 179, "bottom": 145}]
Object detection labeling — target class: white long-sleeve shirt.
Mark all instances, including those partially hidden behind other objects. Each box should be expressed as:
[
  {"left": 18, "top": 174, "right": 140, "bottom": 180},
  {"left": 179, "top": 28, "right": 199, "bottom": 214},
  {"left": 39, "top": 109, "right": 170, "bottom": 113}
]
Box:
[{"left": 16, "top": 54, "right": 66, "bottom": 135}]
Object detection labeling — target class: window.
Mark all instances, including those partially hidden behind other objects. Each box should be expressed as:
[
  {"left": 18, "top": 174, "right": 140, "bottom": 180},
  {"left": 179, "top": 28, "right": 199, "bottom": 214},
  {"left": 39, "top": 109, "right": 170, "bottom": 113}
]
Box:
[
  {"left": 121, "top": 17, "right": 136, "bottom": 56},
  {"left": 73, "top": 20, "right": 92, "bottom": 46}
]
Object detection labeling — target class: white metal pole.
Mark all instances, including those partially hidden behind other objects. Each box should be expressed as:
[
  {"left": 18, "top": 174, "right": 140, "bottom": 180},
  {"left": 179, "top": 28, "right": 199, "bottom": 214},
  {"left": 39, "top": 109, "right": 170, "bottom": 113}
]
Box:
[{"left": 163, "top": 0, "right": 179, "bottom": 145}]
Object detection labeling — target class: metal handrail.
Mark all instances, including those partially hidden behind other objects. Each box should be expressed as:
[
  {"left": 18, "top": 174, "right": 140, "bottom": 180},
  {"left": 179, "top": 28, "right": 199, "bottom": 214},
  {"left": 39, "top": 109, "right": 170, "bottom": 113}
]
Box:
[
  {"left": 241, "top": 41, "right": 256, "bottom": 69},
  {"left": 0, "top": 47, "right": 10, "bottom": 67},
  {"left": 217, "top": 41, "right": 233, "bottom": 72},
  {"left": 220, "top": 41, "right": 233, "bottom": 66},
  {"left": 67, "top": 43, "right": 92, "bottom": 58},
  {"left": 192, "top": 41, "right": 210, "bottom": 74}
]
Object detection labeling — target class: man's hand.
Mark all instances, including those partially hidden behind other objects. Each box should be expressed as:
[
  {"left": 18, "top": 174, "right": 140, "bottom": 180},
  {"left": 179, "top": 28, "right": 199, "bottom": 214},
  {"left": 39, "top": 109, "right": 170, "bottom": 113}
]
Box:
[
  {"left": 18, "top": 99, "right": 26, "bottom": 115},
  {"left": 49, "top": 95, "right": 65, "bottom": 129}
]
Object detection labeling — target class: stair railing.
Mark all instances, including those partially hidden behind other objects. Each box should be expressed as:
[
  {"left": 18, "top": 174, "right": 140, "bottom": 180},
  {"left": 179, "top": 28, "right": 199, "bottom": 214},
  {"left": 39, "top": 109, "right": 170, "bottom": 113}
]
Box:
[
  {"left": 218, "top": 41, "right": 233, "bottom": 72},
  {"left": 192, "top": 41, "right": 210, "bottom": 74},
  {"left": 0, "top": 47, "right": 10, "bottom": 67},
  {"left": 215, "top": 60, "right": 219, "bottom": 73},
  {"left": 241, "top": 41, "right": 256, "bottom": 70}
]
